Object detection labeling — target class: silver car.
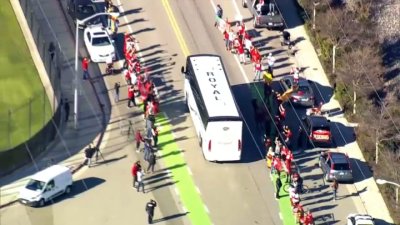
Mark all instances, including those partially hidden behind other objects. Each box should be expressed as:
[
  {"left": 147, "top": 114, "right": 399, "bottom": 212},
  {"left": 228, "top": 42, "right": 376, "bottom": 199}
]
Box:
[
  {"left": 279, "top": 77, "right": 315, "bottom": 107},
  {"left": 319, "top": 151, "right": 353, "bottom": 182}
]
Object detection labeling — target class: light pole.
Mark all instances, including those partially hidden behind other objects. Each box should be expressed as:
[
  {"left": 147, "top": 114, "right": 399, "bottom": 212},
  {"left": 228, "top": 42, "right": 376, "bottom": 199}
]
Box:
[
  {"left": 312, "top": 1, "right": 320, "bottom": 30},
  {"left": 74, "top": 12, "right": 119, "bottom": 129},
  {"left": 376, "top": 179, "right": 400, "bottom": 208}
]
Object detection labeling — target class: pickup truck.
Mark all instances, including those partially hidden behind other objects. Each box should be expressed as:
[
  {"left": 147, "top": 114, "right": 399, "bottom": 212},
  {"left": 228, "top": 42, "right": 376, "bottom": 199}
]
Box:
[
  {"left": 242, "top": 0, "right": 284, "bottom": 30},
  {"left": 347, "top": 214, "right": 375, "bottom": 225}
]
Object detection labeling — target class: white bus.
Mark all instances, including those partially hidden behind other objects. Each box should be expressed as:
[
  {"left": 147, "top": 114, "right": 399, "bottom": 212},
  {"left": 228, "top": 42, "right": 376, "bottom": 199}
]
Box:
[{"left": 181, "top": 54, "right": 243, "bottom": 161}]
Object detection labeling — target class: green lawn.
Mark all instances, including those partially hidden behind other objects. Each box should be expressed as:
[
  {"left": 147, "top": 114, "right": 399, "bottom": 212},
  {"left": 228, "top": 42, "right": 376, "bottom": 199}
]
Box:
[{"left": 0, "top": 1, "right": 51, "bottom": 151}]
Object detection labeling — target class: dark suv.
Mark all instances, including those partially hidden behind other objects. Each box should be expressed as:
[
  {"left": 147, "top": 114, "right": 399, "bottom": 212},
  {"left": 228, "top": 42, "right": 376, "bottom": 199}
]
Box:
[
  {"left": 67, "top": 0, "right": 107, "bottom": 28},
  {"left": 319, "top": 151, "right": 353, "bottom": 182},
  {"left": 302, "top": 115, "right": 332, "bottom": 147}
]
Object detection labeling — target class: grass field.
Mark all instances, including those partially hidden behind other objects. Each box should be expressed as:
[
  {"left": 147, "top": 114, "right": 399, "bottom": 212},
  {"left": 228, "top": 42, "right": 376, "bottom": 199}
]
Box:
[{"left": 0, "top": 2, "right": 51, "bottom": 151}]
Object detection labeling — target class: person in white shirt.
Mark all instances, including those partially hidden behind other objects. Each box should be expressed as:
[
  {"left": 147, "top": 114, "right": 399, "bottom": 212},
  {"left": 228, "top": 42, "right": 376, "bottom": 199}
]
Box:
[
  {"left": 136, "top": 168, "right": 145, "bottom": 193},
  {"left": 267, "top": 53, "right": 276, "bottom": 75}
]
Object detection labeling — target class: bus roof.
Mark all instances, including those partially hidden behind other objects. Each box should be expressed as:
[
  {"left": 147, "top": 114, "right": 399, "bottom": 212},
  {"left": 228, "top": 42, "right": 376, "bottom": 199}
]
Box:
[{"left": 189, "top": 55, "right": 240, "bottom": 118}]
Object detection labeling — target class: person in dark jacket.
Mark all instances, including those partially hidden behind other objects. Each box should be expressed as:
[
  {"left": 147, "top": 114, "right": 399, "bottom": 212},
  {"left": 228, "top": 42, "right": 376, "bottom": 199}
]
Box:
[
  {"left": 147, "top": 152, "right": 156, "bottom": 173},
  {"left": 276, "top": 177, "right": 282, "bottom": 199},
  {"left": 145, "top": 199, "right": 157, "bottom": 224},
  {"left": 84, "top": 144, "right": 96, "bottom": 167}
]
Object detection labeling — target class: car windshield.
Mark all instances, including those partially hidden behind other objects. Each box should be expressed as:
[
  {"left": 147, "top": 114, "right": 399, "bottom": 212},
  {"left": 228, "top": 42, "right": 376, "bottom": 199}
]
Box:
[
  {"left": 312, "top": 126, "right": 330, "bottom": 132},
  {"left": 25, "top": 179, "right": 45, "bottom": 191},
  {"left": 333, "top": 163, "right": 350, "bottom": 170},
  {"left": 92, "top": 37, "right": 111, "bottom": 46},
  {"left": 77, "top": 5, "right": 95, "bottom": 15},
  {"left": 297, "top": 85, "right": 310, "bottom": 93}
]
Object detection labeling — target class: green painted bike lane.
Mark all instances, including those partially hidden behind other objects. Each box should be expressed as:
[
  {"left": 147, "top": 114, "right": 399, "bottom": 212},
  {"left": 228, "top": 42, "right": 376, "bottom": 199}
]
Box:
[
  {"left": 250, "top": 82, "right": 297, "bottom": 225},
  {"left": 155, "top": 113, "right": 212, "bottom": 225}
]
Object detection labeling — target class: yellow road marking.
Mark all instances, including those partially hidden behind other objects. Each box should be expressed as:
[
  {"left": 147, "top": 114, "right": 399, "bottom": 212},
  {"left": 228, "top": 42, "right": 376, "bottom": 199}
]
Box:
[{"left": 161, "top": 0, "right": 190, "bottom": 57}]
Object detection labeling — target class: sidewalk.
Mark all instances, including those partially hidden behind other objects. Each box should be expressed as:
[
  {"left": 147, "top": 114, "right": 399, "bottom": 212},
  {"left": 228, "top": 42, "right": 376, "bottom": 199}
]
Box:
[
  {"left": 0, "top": 0, "right": 108, "bottom": 208},
  {"left": 286, "top": 13, "right": 395, "bottom": 225}
]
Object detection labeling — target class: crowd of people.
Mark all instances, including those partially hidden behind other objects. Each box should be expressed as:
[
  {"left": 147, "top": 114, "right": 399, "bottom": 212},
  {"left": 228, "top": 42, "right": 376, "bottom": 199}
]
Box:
[{"left": 216, "top": 5, "right": 316, "bottom": 225}]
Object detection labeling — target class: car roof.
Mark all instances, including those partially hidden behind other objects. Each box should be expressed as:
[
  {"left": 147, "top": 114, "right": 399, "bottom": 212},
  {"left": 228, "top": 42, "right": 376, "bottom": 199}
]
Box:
[
  {"left": 308, "top": 116, "right": 329, "bottom": 126},
  {"left": 188, "top": 54, "right": 240, "bottom": 118},
  {"left": 87, "top": 26, "right": 108, "bottom": 35},
  {"left": 283, "top": 77, "right": 310, "bottom": 86},
  {"left": 74, "top": 0, "right": 94, "bottom": 5},
  {"left": 329, "top": 152, "right": 348, "bottom": 163},
  {"left": 30, "top": 165, "right": 70, "bottom": 183}
]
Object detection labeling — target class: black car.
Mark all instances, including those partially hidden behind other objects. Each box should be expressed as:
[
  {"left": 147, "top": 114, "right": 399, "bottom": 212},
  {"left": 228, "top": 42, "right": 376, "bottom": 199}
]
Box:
[
  {"left": 67, "top": 0, "right": 107, "bottom": 28},
  {"left": 302, "top": 115, "right": 332, "bottom": 147}
]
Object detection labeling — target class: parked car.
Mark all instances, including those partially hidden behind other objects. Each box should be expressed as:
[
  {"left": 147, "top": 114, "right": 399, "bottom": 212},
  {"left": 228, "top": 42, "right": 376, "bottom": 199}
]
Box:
[
  {"left": 67, "top": 0, "right": 107, "bottom": 29},
  {"left": 83, "top": 25, "right": 115, "bottom": 63},
  {"left": 319, "top": 151, "right": 353, "bottom": 182},
  {"left": 242, "top": 0, "right": 284, "bottom": 29},
  {"left": 279, "top": 77, "right": 315, "bottom": 107},
  {"left": 302, "top": 115, "right": 332, "bottom": 147},
  {"left": 347, "top": 214, "right": 375, "bottom": 225},
  {"left": 18, "top": 165, "right": 73, "bottom": 207}
]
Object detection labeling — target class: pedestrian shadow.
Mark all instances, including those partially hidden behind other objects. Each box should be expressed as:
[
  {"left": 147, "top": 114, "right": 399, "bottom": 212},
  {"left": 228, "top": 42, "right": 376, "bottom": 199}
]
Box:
[
  {"left": 130, "top": 27, "right": 156, "bottom": 36},
  {"left": 160, "top": 163, "right": 186, "bottom": 171},
  {"left": 336, "top": 186, "right": 367, "bottom": 200},
  {"left": 313, "top": 213, "right": 337, "bottom": 225},
  {"left": 158, "top": 150, "right": 185, "bottom": 159},
  {"left": 119, "top": 18, "right": 146, "bottom": 27},
  {"left": 145, "top": 175, "right": 173, "bottom": 185},
  {"left": 119, "top": 7, "right": 143, "bottom": 17},
  {"left": 143, "top": 171, "right": 171, "bottom": 181},
  {"left": 146, "top": 180, "right": 178, "bottom": 193},
  {"left": 153, "top": 212, "right": 189, "bottom": 223},
  {"left": 91, "top": 154, "right": 127, "bottom": 167}
]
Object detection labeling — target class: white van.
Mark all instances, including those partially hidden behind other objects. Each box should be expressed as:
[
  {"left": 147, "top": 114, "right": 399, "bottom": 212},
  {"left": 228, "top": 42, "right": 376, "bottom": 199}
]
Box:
[{"left": 18, "top": 165, "right": 73, "bottom": 207}]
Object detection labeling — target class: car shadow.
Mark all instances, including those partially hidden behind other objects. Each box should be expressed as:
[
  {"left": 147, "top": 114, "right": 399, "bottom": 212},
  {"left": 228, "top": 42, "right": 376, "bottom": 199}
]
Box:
[{"left": 51, "top": 177, "right": 106, "bottom": 205}]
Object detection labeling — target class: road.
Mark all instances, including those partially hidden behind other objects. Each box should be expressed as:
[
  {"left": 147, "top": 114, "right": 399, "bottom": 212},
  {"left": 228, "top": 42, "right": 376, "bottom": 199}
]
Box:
[{"left": 1, "top": 0, "right": 374, "bottom": 224}]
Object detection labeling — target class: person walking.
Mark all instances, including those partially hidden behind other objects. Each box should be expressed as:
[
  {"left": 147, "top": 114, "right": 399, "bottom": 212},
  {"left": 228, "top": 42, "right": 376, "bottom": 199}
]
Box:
[
  {"left": 145, "top": 199, "right": 157, "bottom": 224},
  {"left": 114, "top": 82, "right": 120, "bottom": 103},
  {"left": 84, "top": 144, "right": 96, "bottom": 167},
  {"left": 238, "top": 42, "right": 246, "bottom": 64},
  {"left": 151, "top": 126, "right": 159, "bottom": 147},
  {"left": 136, "top": 167, "right": 145, "bottom": 193},
  {"left": 82, "top": 57, "right": 90, "bottom": 80},
  {"left": 131, "top": 161, "right": 140, "bottom": 187},
  {"left": 331, "top": 178, "right": 338, "bottom": 201},
  {"left": 144, "top": 139, "right": 153, "bottom": 162},
  {"left": 127, "top": 85, "right": 137, "bottom": 108},
  {"left": 48, "top": 42, "right": 55, "bottom": 61},
  {"left": 275, "top": 176, "right": 282, "bottom": 199},
  {"left": 135, "top": 129, "right": 144, "bottom": 152},
  {"left": 214, "top": 4, "right": 223, "bottom": 27},
  {"left": 147, "top": 152, "right": 156, "bottom": 173},
  {"left": 64, "top": 98, "right": 70, "bottom": 122},
  {"left": 266, "top": 53, "right": 275, "bottom": 76},
  {"left": 253, "top": 59, "right": 262, "bottom": 81}
]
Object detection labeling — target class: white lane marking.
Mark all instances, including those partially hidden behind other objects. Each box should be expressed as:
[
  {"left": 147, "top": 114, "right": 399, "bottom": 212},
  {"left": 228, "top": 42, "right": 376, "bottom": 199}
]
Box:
[
  {"left": 187, "top": 166, "right": 193, "bottom": 175},
  {"left": 182, "top": 206, "right": 188, "bottom": 213},
  {"left": 231, "top": 0, "right": 243, "bottom": 21},
  {"left": 195, "top": 186, "right": 201, "bottom": 194},
  {"left": 279, "top": 212, "right": 283, "bottom": 220},
  {"left": 204, "top": 204, "right": 210, "bottom": 214}
]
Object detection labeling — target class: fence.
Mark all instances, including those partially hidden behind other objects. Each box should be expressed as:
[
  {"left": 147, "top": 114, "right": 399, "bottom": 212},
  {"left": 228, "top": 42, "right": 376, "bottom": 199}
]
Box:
[{"left": 0, "top": 0, "right": 64, "bottom": 176}]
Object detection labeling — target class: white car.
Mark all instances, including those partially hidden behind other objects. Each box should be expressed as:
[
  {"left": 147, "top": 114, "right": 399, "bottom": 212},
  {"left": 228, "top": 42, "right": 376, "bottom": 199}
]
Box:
[
  {"left": 83, "top": 25, "right": 115, "bottom": 63},
  {"left": 347, "top": 214, "right": 375, "bottom": 225}
]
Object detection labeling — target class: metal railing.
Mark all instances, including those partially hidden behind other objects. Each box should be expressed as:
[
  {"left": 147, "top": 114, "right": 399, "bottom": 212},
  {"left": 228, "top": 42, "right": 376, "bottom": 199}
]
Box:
[{"left": 0, "top": 0, "right": 64, "bottom": 176}]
